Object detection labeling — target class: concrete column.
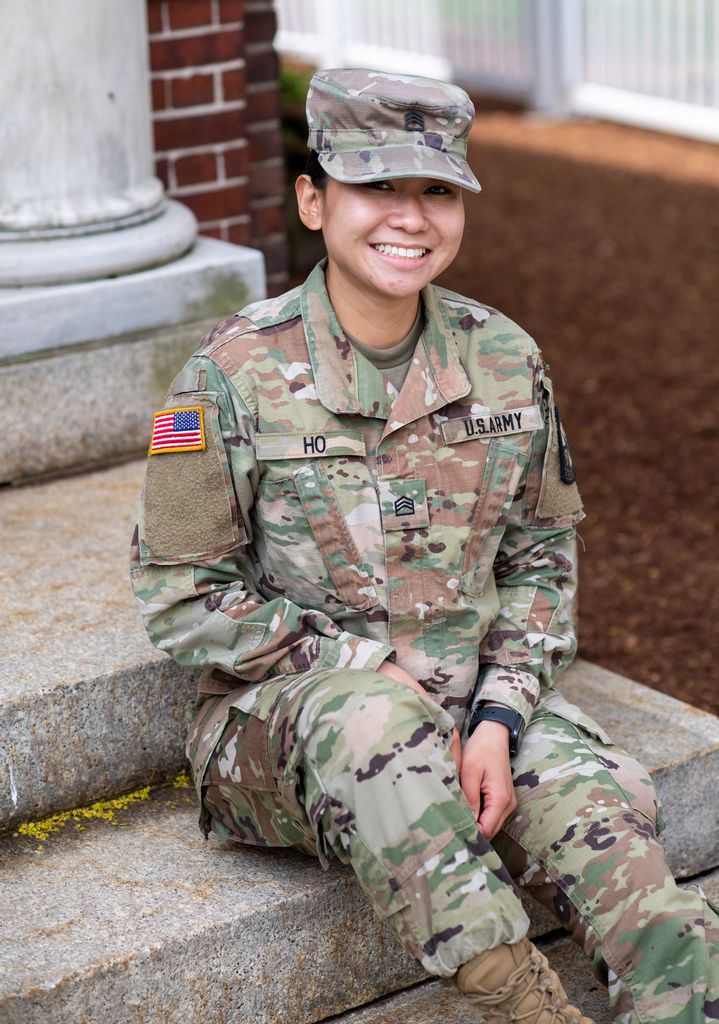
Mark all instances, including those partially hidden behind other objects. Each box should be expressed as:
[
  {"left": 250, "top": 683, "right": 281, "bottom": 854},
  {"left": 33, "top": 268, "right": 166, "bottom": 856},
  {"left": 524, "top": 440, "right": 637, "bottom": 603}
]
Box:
[{"left": 0, "top": 0, "right": 197, "bottom": 286}]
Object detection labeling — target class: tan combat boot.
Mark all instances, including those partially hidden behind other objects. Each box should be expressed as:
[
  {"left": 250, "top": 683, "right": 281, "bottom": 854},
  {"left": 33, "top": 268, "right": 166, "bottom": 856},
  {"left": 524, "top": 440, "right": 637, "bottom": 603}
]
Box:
[{"left": 457, "top": 938, "right": 594, "bottom": 1023}]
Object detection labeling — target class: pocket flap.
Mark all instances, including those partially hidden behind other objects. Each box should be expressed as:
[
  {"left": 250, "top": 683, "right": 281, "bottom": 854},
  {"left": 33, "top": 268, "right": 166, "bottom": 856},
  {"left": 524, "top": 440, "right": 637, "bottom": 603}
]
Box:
[
  {"left": 539, "top": 689, "right": 613, "bottom": 745},
  {"left": 292, "top": 464, "right": 379, "bottom": 610}
]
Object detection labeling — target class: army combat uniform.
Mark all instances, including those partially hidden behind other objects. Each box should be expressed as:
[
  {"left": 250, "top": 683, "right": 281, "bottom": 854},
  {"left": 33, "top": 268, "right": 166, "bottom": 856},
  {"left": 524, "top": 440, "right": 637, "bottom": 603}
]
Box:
[{"left": 131, "top": 260, "right": 718, "bottom": 1022}]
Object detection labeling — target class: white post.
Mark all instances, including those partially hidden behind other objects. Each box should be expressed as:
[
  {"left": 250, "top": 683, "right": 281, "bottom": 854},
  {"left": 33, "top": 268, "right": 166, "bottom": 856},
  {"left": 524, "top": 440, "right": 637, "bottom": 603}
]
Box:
[
  {"left": 0, "top": 0, "right": 197, "bottom": 286},
  {"left": 314, "top": 0, "right": 343, "bottom": 68},
  {"left": 527, "top": 0, "right": 583, "bottom": 115}
]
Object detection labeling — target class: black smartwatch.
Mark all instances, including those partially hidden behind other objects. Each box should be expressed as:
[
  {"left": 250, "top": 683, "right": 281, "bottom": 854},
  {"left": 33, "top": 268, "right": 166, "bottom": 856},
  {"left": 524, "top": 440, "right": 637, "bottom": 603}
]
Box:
[{"left": 467, "top": 704, "right": 525, "bottom": 755}]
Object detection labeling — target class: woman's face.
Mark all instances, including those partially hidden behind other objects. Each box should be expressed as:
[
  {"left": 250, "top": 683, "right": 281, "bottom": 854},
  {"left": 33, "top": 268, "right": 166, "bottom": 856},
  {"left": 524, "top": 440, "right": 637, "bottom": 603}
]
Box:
[{"left": 297, "top": 175, "right": 465, "bottom": 305}]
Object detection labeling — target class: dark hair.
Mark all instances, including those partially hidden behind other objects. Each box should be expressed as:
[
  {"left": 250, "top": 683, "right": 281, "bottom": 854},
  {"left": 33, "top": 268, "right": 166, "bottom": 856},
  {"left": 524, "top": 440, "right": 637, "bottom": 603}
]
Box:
[{"left": 303, "top": 150, "right": 329, "bottom": 189}]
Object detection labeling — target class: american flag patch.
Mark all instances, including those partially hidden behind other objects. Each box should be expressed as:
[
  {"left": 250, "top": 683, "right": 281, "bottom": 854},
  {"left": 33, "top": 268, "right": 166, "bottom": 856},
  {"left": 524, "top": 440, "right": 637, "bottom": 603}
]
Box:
[{"left": 148, "top": 406, "right": 205, "bottom": 455}]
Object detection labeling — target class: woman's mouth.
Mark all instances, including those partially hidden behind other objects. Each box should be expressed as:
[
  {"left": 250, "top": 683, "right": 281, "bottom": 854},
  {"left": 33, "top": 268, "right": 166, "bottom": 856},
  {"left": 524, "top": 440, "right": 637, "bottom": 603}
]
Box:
[{"left": 370, "top": 243, "right": 429, "bottom": 260}]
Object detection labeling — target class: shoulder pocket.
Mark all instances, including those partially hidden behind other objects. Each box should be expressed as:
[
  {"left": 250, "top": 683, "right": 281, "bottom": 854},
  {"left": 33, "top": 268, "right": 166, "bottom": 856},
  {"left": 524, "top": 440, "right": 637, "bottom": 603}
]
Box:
[
  {"left": 532, "top": 377, "right": 584, "bottom": 526},
  {"left": 139, "top": 395, "right": 247, "bottom": 565}
]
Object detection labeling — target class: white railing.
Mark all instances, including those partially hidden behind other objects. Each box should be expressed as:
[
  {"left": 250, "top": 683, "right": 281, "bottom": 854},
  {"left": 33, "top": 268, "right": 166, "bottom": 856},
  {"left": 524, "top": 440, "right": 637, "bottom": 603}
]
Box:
[
  {"left": 275, "top": 0, "right": 533, "bottom": 99},
  {"left": 568, "top": 0, "right": 719, "bottom": 141},
  {"left": 274, "top": 0, "right": 719, "bottom": 143}
]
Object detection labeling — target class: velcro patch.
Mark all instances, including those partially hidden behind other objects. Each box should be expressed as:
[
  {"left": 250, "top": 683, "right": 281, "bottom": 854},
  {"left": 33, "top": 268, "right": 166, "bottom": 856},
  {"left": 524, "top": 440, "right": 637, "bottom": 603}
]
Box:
[
  {"left": 441, "top": 405, "right": 543, "bottom": 445},
  {"left": 379, "top": 478, "right": 429, "bottom": 531},
  {"left": 256, "top": 430, "right": 366, "bottom": 460},
  {"left": 149, "top": 406, "right": 205, "bottom": 455}
]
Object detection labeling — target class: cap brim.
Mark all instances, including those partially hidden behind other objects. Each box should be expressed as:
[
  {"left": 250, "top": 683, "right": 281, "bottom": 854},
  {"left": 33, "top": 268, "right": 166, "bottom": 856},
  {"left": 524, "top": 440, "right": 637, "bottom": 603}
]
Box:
[{"left": 318, "top": 145, "right": 481, "bottom": 193}]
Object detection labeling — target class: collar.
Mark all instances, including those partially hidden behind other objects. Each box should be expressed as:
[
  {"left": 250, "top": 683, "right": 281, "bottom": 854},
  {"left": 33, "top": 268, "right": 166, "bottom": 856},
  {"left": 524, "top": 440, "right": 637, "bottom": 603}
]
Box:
[{"left": 300, "top": 260, "right": 471, "bottom": 434}]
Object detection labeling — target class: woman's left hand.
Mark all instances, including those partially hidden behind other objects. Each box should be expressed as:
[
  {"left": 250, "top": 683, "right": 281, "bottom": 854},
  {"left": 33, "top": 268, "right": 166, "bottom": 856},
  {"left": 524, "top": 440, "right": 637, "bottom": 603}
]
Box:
[{"left": 459, "top": 722, "right": 517, "bottom": 840}]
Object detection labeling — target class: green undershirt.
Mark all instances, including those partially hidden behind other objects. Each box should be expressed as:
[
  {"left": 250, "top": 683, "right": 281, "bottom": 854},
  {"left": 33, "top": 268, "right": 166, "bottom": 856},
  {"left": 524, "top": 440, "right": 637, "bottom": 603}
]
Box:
[{"left": 345, "top": 304, "right": 424, "bottom": 394}]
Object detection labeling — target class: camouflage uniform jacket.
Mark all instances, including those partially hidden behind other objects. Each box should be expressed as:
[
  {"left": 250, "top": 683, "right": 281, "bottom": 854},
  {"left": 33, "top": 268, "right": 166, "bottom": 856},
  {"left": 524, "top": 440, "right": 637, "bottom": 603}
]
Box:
[{"left": 131, "top": 261, "right": 585, "bottom": 793}]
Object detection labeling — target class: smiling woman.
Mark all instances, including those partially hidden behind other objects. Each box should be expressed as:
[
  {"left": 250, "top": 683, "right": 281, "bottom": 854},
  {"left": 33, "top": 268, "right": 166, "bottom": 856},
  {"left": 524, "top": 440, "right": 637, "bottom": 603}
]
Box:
[
  {"left": 295, "top": 174, "right": 465, "bottom": 340},
  {"left": 130, "top": 68, "right": 719, "bottom": 1024}
]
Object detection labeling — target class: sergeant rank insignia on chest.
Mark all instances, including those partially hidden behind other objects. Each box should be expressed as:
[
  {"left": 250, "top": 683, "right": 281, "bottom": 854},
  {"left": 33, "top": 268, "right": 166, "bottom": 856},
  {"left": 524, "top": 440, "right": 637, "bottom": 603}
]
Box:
[{"left": 149, "top": 406, "right": 206, "bottom": 455}]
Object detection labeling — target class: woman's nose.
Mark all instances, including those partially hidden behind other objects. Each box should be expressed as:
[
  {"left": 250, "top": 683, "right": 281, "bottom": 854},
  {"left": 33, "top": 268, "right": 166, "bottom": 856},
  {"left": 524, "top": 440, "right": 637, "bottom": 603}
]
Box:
[{"left": 386, "top": 195, "right": 429, "bottom": 231}]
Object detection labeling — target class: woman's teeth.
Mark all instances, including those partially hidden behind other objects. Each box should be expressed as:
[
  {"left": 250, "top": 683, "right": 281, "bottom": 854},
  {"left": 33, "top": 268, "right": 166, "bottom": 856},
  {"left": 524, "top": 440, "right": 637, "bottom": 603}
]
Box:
[{"left": 371, "top": 244, "right": 427, "bottom": 259}]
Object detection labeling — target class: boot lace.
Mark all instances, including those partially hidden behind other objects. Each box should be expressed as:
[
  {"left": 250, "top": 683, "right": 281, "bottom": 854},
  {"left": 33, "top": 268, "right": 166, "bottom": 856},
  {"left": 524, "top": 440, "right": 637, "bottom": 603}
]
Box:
[{"left": 464, "top": 952, "right": 584, "bottom": 1024}]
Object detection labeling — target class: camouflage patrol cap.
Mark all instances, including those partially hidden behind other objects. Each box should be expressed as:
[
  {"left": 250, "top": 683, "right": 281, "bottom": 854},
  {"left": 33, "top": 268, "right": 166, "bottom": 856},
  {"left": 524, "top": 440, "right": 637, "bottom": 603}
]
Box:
[{"left": 306, "top": 68, "right": 481, "bottom": 193}]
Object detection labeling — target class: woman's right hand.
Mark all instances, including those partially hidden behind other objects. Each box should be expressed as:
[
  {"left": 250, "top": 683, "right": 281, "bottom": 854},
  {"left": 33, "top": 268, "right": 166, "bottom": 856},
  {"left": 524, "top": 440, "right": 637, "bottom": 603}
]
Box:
[{"left": 375, "top": 661, "right": 462, "bottom": 775}]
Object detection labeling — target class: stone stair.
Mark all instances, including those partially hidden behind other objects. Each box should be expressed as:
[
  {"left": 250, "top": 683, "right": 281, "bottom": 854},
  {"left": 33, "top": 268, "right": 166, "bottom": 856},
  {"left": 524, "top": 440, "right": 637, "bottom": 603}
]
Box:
[{"left": 2, "top": 459, "right": 718, "bottom": 1022}]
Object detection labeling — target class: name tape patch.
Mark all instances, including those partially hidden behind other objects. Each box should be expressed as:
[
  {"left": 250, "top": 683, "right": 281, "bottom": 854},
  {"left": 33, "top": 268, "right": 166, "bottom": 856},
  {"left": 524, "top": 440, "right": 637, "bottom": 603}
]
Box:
[
  {"left": 440, "top": 405, "right": 543, "bottom": 446},
  {"left": 256, "top": 430, "right": 367, "bottom": 460},
  {"left": 149, "top": 406, "right": 205, "bottom": 455}
]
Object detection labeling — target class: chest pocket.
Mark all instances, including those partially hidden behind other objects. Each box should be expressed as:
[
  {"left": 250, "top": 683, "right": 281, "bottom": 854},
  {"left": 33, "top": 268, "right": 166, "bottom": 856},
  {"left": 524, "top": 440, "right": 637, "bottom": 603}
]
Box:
[
  {"left": 255, "top": 459, "right": 379, "bottom": 613},
  {"left": 293, "top": 463, "right": 379, "bottom": 610},
  {"left": 459, "top": 440, "right": 524, "bottom": 598}
]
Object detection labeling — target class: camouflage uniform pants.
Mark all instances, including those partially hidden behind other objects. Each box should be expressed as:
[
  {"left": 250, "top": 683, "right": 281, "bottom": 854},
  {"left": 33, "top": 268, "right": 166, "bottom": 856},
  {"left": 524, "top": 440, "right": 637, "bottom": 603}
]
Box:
[{"left": 199, "top": 668, "right": 719, "bottom": 1023}]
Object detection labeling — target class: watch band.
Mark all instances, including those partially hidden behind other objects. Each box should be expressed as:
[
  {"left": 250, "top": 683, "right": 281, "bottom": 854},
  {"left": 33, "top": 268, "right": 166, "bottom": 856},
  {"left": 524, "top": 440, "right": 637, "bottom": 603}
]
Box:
[{"left": 467, "top": 704, "right": 525, "bottom": 755}]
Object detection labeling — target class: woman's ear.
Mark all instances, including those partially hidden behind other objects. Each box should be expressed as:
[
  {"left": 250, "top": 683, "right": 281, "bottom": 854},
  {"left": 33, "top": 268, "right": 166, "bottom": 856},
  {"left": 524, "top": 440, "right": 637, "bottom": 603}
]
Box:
[{"left": 295, "top": 174, "right": 324, "bottom": 231}]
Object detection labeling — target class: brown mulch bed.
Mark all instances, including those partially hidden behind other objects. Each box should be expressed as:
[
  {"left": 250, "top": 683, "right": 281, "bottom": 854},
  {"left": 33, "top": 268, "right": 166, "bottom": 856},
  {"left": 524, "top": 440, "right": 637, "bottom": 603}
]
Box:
[{"left": 440, "top": 113, "right": 719, "bottom": 714}]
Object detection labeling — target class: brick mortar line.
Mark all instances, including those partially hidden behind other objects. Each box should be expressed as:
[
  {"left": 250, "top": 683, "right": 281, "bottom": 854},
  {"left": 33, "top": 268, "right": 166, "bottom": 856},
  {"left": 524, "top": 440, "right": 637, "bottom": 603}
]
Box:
[
  {"left": 158, "top": 1, "right": 169, "bottom": 35},
  {"left": 172, "top": 176, "right": 249, "bottom": 198},
  {"left": 153, "top": 99, "right": 246, "bottom": 121},
  {"left": 254, "top": 230, "right": 287, "bottom": 241},
  {"left": 156, "top": 140, "right": 248, "bottom": 160},
  {"left": 149, "top": 21, "right": 243, "bottom": 42},
  {"left": 246, "top": 41, "right": 275, "bottom": 55},
  {"left": 201, "top": 215, "right": 251, "bottom": 228},
  {"left": 248, "top": 121, "right": 282, "bottom": 134},
  {"left": 250, "top": 195, "right": 286, "bottom": 209},
  {"left": 247, "top": 122, "right": 282, "bottom": 134},
  {"left": 246, "top": 81, "right": 278, "bottom": 94},
  {"left": 151, "top": 59, "right": 245, "bottom": 80},
  {"left": 248, "top": 155, "right": 285, "bottom": 168}
]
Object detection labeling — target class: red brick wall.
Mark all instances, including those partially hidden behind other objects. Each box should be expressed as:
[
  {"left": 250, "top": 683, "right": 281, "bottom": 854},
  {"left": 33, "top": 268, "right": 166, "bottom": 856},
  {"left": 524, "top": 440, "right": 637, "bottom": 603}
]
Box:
[{"left": 147, "top": 0, "right": 288, "bottom": 295}]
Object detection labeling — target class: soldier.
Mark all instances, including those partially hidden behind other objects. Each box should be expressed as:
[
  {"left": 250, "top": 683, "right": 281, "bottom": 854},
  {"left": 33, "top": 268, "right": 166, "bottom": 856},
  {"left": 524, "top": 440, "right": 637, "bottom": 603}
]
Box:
[{"left": 131, "top": 69, "right": 718, "bottom": 1023}]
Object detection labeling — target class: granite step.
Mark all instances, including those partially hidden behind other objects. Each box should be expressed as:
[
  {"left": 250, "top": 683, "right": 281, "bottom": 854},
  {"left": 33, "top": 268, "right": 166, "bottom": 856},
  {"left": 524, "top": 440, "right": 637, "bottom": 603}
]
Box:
[
  {"left": 329, "top": 937, "right": 615, "bottom": 1024},
  {"left": 0, "top": 460, "right": 197, "bottom": 830},
  {"left": 336, "top": 872, "right": 719, "bottom": 1024},
  {"left": 1, "top": 782, "right": 717, "bottom": 1024},
  {"left": 2, "top": 460, "right": 719, "bottom": 879}
]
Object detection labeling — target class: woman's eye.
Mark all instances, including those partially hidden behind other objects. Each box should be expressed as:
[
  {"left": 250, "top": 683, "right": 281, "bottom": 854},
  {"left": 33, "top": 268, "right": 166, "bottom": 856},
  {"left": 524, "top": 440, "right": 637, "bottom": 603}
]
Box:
[
  {"left": 426, "top": 184, "right": 453, "bottom": 195},
  {"left": 366, "top": 180, "right": 393, "bottom": 191}
]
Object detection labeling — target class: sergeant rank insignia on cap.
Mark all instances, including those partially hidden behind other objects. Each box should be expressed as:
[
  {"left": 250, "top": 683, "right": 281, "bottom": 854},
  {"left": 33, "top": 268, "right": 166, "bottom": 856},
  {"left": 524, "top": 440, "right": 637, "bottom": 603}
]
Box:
[{"left": 149, "top": 406, "right": 205, "bottom": 455}]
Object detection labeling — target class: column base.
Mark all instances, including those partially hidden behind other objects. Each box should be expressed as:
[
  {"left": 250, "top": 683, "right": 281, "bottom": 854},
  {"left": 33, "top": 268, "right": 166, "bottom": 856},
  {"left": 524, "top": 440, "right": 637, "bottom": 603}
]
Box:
[
  {"left": 0, "top": 200, "right": 198, "bottom": 287},
  {"left": 0, "top": 237, "right": 265, "bottom": 482},
  {"left": 0, "top": 236, "right": 265, "bottom": 360}
]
